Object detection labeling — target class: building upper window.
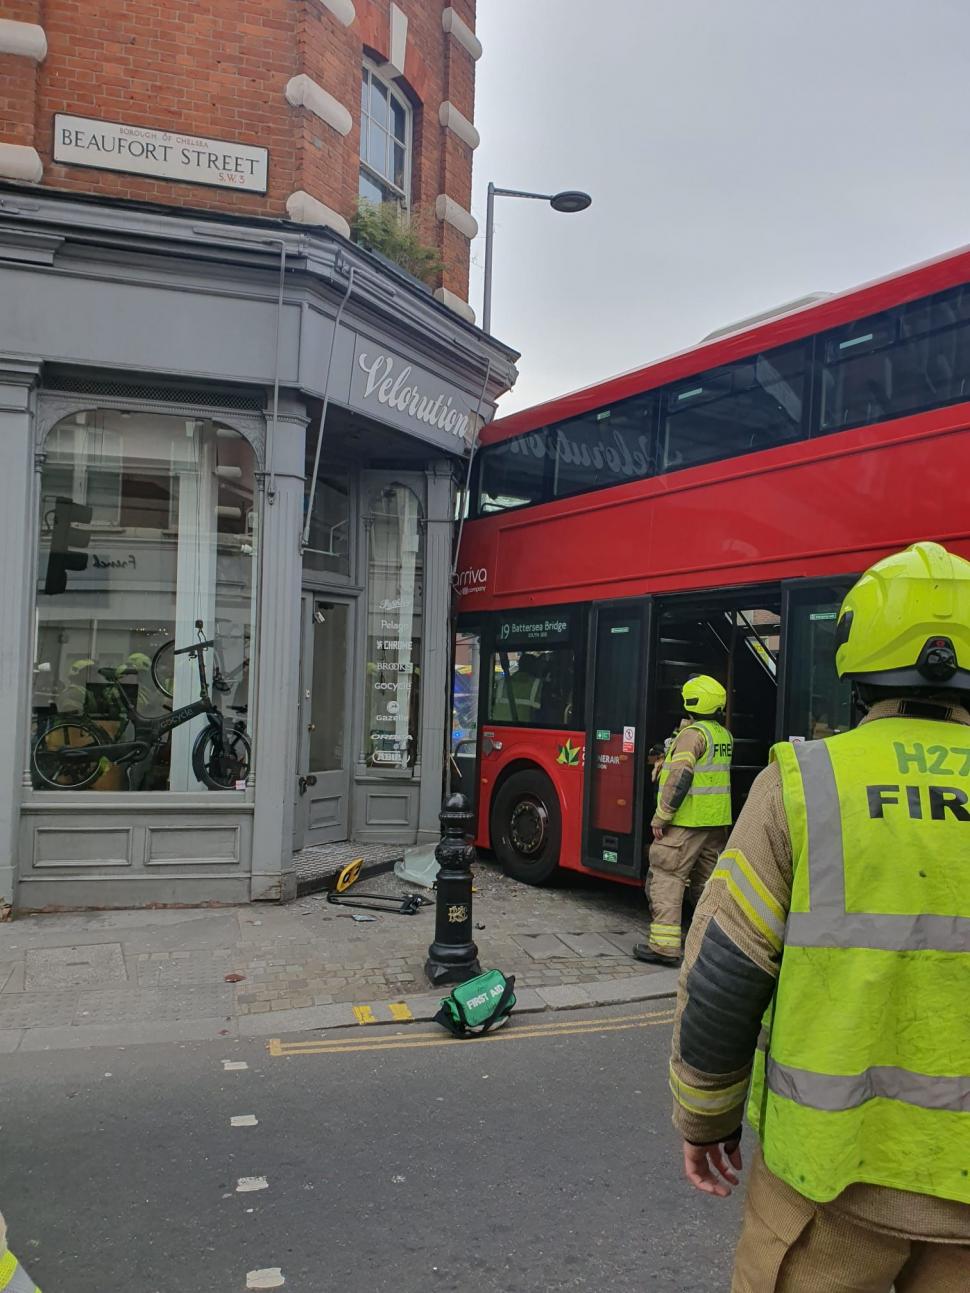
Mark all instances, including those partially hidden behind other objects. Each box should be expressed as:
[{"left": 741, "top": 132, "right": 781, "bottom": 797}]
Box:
[{"left": 359, "top": 63, "right": 411, "bottom": 208}]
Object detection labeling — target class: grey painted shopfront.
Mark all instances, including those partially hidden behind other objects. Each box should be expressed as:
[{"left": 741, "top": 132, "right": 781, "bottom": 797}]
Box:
[{"left": 0, "top": 188, "right": 517, "bottom": 909}]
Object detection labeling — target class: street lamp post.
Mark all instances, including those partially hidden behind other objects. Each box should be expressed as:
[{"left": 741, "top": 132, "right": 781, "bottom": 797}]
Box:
[{"left": 482, "top": 183, "right": 592, "bottom": 334}]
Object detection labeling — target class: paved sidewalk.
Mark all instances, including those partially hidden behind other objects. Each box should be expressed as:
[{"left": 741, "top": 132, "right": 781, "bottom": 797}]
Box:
[{"left": 0, "top": 862, "right": 680, "bottom": 1051}]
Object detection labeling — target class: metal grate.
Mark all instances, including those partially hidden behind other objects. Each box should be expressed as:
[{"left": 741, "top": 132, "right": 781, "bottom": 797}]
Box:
[{"left": 43, "top": 374, "right": 264, "bottom": 412}]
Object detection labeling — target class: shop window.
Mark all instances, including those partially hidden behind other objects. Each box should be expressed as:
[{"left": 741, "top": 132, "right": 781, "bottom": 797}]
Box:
[
  {"left": 304, "top": 460, "right": 352, "bottom": 579},
  {"left": 31, "top": 411, "right": 257, "bottom": 793},
  {"left": 363, "top": 481, "right": 424, "bottom": 769},
  {"left": 359, "top": 62, "right": 411, "bottom": 208}
]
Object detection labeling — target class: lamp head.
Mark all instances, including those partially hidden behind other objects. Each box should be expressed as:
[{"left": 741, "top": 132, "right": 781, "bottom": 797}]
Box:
[{"left": 550, "top": 190, "right": 592, "bottom": 214}]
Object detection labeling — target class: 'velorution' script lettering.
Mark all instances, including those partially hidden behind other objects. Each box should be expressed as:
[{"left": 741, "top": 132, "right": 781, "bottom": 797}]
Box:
[{"left": 357, "top": 353, "right": 471, "bottom": 443}]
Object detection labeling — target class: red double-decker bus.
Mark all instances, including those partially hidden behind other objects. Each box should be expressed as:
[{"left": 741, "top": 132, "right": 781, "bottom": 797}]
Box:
[{"left": 451, "top": 246, "right": 970, "bottom": 887}]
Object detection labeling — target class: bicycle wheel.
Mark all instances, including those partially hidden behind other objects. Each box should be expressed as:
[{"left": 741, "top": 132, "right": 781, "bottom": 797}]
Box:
[
  {"left": 151, "top": 640, "right": 175, "bottom": 699},
  {"left": 32, "top": 719, "right": 107, "bottom": 790},
  {"left": 192, "top": 726, "right": 252, "bottom": 790}
]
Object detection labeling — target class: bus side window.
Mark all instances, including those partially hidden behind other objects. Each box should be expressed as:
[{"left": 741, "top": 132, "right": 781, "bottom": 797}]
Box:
[
  {"left": 476, "top": 433, "right": 550, "bottom": 514},
  {"left": 487, "top": 646, "right": 575, "bottom": 728}
]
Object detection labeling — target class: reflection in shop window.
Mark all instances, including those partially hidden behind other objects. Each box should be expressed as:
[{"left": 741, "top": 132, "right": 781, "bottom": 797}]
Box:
[
  {"left": 364, "top": 482, "right": 423, "bottom": 770},
  {"left": 31, "top": 411, "right": 257, "bottom": 793},
  {"left": 452, "top": 630, "right": 480, "bottom": 752},
  {"left": 303, "top": 462, "right": 352, "bottom": 579}
]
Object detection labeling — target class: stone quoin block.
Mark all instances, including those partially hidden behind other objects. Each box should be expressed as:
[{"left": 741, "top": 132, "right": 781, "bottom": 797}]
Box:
[
  {"left": 442, "top": 8, "right": 482, "bottom": 60},
  {"left": 0, "top": 19, "right": 47, "bottom": 60},
  {"left": 311, "top": 0, "right": 356, "bottom": 26},
  {"left": 435, "top": 194, "right": 478, "bottom": 241},
  {"left": 438, "top": 102, "right": 480, "bottom": 150},
  {"left": 0, "top": 143, "right": 43, "bottom": 184},
  {"left": 285, "top": 74, "right": 353, "bottom": 137},
  {"left": 285, "top": 189, "right": 352, "bottom": 237},
  {"left": 434, "top": 286, "right": 476, "bottom": 325}
]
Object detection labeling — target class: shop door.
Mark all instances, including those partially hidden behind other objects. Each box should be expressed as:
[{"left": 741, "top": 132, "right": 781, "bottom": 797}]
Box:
[
  {"left": 582, "top": 600, "right": 651, "bottom": 878},
  {"left": 297, "top": 594, "right": 354, "bottom": 847}
]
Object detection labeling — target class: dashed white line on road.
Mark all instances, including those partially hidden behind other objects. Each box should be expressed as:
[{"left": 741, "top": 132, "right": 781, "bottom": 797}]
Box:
[
  {"left": 223, "top": 1060, "right": 249, "bottom": 1071},
  {"left": 236, "top": 1176, "right": 269, "bottom": 1192},
  {"left": 230, "top": 1114, "right": 259, "bottom": 1127},
  {"left": 246, "top": 1268, "right": 285, "bottom": 1288}
]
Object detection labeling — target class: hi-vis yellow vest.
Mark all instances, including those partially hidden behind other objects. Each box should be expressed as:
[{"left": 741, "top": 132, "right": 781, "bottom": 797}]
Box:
[
  {"left": 748, "top": 718, "right": 970, "bottom": 1205},
  {"left": 0, "top": 1248, "right": 41, "bottom": 1292},
  {"left": 658, "top": 720, "right": 733, "bottom": 827}
]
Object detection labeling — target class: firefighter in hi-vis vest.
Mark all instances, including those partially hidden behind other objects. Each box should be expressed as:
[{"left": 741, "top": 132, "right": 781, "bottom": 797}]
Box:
[
  {"left": 633, "top": 675, "right": 733, "bottom": 966},
  {"left": 668, "top": 541, "right": 970, "bottom": 1292},
  {"left": 0, "top": 1211, "right": 40, "bottom": 1292}
]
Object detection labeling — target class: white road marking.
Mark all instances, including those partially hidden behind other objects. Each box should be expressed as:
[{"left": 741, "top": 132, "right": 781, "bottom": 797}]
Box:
[
  {"left": 246, "top": 1268, "right": 285, "bottom": 1288},
  {"left": 223, "top": 1060, "right": 249, "bottom": 1071},
  {"left": 237, "top": 1176, "right": 269, "bottom": 1193},
  {"left": 230, "top": 1114, "right": 258, "bottom": 1127}
]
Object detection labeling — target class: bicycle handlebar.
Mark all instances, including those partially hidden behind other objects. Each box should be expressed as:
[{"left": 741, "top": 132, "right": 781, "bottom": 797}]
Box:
[{"left": 174, "top": 639, "right": 215, "bottom": 655}]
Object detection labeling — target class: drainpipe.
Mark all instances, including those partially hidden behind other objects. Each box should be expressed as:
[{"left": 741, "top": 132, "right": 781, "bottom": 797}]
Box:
[
  {"left": 301, "top": 263, "right": 356, "bottom": 549},
  {"left": 189, "top": 226, "right": 296, "bottom": 503},
  {"left": 451, "top": 358, "right": 493, "bottom": 579},
  {"left": 444, "top": 358, "right": 493, "bottom": 800}
]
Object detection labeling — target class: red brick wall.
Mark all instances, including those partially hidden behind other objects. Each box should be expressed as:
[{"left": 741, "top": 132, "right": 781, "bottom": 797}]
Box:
[{"left": 0, "top": 0, "right": 479, "bottom": 300}]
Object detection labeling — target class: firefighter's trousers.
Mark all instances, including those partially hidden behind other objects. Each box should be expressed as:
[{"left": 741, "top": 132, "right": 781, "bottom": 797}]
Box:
[
  {"left": 645, "top": 824, "right": 727, "bottom": 958},
  {"left": 732, "top": 1150, "right": 970, "bottom": 1292}
]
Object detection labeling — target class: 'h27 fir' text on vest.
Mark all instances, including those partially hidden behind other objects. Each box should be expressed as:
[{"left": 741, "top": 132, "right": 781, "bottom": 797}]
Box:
[{"left": 748, "top": 717, "right": 970, "bottom": 1204}]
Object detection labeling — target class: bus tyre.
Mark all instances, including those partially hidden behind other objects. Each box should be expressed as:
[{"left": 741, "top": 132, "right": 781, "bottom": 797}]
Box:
[{"left": 491, "top": 768, "right": 562, "bottom": 885}]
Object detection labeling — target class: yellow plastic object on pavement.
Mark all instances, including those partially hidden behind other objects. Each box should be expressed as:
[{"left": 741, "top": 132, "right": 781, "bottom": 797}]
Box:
[{"left": 334, "top": 857, "right": 363, "bottom": 892}]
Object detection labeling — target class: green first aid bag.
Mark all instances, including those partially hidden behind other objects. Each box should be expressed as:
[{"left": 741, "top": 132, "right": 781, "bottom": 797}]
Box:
[{"left": 433, "top": 969, "right": 516, "bottom": 1038}]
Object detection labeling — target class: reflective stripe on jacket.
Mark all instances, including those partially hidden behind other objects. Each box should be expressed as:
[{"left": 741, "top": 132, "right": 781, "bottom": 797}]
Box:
[
  {"left": 748, "top": 719, "right": 970, "bottom": 1205},
  {"left": 658, "top": 719, "right": 733, "bottom": 827},
  {"left": 0, "top": 1250, "right": 41, "bottom": 1293}
]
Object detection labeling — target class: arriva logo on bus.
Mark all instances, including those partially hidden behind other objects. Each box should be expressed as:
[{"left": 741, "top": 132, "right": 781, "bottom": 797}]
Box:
[
  {"left": 358, "top": 353, "right": 472, "bottom": 443},
  {"left": 453, "top": 566, "right": 488, "bottom": 595}
]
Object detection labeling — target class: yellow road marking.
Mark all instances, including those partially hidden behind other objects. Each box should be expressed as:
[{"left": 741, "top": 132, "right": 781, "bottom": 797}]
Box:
[
  {"left": 268, "top": 1008, "right": 675, "bottom": 1058},
  {"left": 353, "top": 1005, "right": 377, "bottom": 1025},
  {"left": 388, "top": 1002, "right": 413, "bottom": 1022}
]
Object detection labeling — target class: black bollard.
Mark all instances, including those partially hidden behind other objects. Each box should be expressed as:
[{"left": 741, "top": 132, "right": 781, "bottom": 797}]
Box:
[{"left": 425, "top": 792, "right": 483, "bottom": 986}]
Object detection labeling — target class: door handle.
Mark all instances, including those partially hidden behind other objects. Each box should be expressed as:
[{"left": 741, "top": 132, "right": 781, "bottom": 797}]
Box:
[
  {"left": 298, "top": 774, "right": 318, "bottom": 795},
  {"left": 308, "top": 723, "right": 316, "bottom": 732}
]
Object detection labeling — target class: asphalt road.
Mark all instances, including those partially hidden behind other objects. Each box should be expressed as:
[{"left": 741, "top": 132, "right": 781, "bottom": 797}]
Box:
[{"left": 0, "top": 1003, "right": 742, "bottom": 1291}]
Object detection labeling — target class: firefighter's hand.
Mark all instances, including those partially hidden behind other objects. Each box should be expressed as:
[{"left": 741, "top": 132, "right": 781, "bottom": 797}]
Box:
[
  {"left": 682, "top": 1137, "right": 743, "bottom": 1197},
  {"left": 651, "top": 822, "right": 666, "bottom": 843}
]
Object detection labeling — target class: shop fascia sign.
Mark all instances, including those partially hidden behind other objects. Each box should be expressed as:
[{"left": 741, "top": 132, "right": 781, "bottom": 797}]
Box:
[
  {"left": 53, "top": 114, "right": 268, "bottom": 193},
  {"left": 350, "top": 338, "right": 481, "bottom": 451}
]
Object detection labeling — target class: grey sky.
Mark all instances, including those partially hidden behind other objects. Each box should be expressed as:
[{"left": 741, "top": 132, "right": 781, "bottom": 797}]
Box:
[{"left": 467, "top": 0, "right": 970, "bottom": 415}]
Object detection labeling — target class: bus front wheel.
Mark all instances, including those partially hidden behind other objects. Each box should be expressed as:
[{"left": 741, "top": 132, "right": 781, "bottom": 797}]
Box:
[{"left": 491, "top": 769, "right": 562, "bottom": 885}]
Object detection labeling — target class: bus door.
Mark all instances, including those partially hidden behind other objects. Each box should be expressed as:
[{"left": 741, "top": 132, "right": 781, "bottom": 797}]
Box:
[
  {"left": 582, "top": 600, "right": 652, "bottom": 878},
  {"left": 777, "top": 579, "right": 856, "bottom": 742},
  {"left": 451, "top": 622, "right": 483, "bottom": 809},
  {"left": 649, "top": 592, "right": 782, "bottom": 821}
]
